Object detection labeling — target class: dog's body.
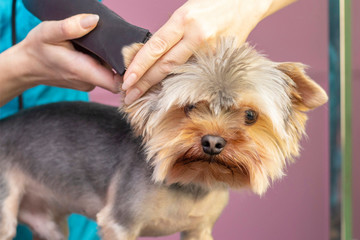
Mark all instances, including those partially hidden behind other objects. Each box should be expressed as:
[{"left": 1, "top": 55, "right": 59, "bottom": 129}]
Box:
[
  {"left": 0, "top": 102, "right": 227, "bottom": 240},
  {"left": 0, "top": 39, "right": 328, "bottom": 240}
]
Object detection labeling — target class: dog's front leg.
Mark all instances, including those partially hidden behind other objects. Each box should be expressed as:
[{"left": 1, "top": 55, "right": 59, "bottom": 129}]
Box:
[
  {"left": 181, "top": 227, "right": 214, "bottom": 240},
  {"left": 97, "top": 205, "right": 140, "bottom": 240}
]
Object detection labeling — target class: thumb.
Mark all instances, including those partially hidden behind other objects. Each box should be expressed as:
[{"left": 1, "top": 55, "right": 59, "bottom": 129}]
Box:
[{"left": 40, "top": 14, "right": 99, "bottom": 43}]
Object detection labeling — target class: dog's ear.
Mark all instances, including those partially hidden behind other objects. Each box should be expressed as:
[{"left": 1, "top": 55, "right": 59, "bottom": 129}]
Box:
[
  {"left": 277, "top": 62, "right": 328, "bottom": 110},
  {"left": 122, "top": 43, "right": 144, "bottom": 68}
]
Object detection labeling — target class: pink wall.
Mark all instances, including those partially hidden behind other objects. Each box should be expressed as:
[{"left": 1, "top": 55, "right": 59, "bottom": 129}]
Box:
[{"left": 90, "top": 0, "right": 342, "bottom": 239}]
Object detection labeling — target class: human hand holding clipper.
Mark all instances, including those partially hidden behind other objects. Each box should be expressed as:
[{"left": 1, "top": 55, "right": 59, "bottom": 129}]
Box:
[
  {"left": 1, "top": 0, "right": 153, "bottom": 107},
  {"left": 0, "top": 14, "right": 120, "bottom": 106}
]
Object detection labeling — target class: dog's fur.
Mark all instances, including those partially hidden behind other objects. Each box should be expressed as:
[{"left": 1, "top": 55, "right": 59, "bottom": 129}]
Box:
[{"left": 0, "top": 38, "right": 327, "bottom": 240}]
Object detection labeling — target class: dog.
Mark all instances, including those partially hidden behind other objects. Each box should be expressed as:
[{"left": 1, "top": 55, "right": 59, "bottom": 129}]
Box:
[{"left": 0, "top": 38, "right": 327, "bottom": 240}]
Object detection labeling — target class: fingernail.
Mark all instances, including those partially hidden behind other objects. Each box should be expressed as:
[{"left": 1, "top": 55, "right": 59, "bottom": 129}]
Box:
[
  {"left": 124, "top": 88, "right": 141, "bottom": 105},
  {"left": 80, "top": 14, "right": 99, "bottom": 29},
  {"left": 122, "top": 73, "right": 137, "bottom": 90}
]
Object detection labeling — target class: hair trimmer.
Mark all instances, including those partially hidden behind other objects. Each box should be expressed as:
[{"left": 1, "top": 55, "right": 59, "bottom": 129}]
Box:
[{"left": 22, "top": 0, "right": 152, "bottom": 75}]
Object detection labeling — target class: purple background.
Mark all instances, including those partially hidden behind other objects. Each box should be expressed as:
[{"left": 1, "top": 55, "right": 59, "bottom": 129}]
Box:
[{"left": 90, "top": 0, "right": 359, "bottom": 239}]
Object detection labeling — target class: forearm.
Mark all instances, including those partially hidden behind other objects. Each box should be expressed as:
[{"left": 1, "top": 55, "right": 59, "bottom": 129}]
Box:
[
  {"left": 243, "top": 0, "right": 297, "bottom": 39},
  {"left": 239, "top": 0, "right": 297, "bottom": 30},
  {"left": 0, "top": 43, "right": 34, "bottom": 107}
]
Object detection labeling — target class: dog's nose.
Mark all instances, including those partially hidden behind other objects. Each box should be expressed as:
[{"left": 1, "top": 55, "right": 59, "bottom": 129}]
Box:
[{"left": 201, "top": 135, "right": 226, "bottom": 155}]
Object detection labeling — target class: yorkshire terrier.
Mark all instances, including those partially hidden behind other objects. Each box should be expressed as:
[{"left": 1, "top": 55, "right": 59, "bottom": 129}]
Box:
[{"left": 0, "top": 38, "right": 327, "bottom": 240}]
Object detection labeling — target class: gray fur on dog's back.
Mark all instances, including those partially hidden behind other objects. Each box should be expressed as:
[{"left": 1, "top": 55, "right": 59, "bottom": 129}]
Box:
[{"left": 0, "top": 102, "right": 151, "bottom": 212}]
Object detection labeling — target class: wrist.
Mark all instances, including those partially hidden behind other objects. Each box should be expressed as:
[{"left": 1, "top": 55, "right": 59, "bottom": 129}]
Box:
[{"left": 4, "top": 42, "right": 38, "bottom": 88}]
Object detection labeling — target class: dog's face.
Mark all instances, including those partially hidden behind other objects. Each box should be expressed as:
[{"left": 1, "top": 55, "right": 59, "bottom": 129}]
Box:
[{"left": 121, "top": 39, "right": 328, "bottom": 195}]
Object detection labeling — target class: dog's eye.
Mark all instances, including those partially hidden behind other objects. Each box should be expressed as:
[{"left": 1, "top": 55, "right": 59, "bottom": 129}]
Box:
[
  {"left": 184, "top": 104, "right": 196, "bottom": 116},
  {"left": 245, "top": 109, "right": 258, "bottom": 125}
]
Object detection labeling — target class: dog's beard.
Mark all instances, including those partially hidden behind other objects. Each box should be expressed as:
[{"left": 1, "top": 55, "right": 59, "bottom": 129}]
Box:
[{"left": 167, "top": 144, "right": 253, "bottom": 189}]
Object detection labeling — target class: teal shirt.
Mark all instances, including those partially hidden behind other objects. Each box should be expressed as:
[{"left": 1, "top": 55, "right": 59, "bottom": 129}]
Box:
[{"left": 0, "top": 0, "right": 100, "bottom": 239}]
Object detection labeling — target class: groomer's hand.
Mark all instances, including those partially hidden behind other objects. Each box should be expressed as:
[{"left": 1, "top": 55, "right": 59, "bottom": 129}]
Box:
[
  {"left": 22, "top": 14, "right": 121, "bottom": 92},
  {"left": 122, "top": 0, "right": 295, "bottom": 105},
  {"left": 0, "top": 14, "right": 120, "bottom": 106}
]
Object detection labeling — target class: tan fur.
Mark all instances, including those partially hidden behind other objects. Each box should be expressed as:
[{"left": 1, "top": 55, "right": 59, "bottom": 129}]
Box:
[
  {"left": 122, "top": 43, "right": 144, "bottom": 69},
  {"left": 181, "top": 229, "right": 214, "bottom": 240},
  {"left": 277, "top": 62, "right": 328, "bottom": 109},
  {"left": 139, "top": 188, "right": 228, "bottom": 239},
  {"left": 0, "top": 169, "right": 25, "bottom": 240}
]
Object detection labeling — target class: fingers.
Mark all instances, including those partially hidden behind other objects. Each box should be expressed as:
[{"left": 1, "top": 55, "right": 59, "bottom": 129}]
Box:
[
  {"left": 72, "top": 52, "right": 122, "bottom": 93},
  {"left": 122, "top": 13, "right": 185, "bottom": 91},
  {"left": 39, "top": 14, "right": 99, "bottom": 44},
  {"left": 124, "top": 40, "right": 194, "bottom": 105}
]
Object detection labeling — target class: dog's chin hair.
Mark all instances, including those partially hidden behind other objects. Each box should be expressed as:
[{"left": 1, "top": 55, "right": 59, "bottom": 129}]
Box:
[{"left": 148, "top": 137, "right": 272, "bottom": 196}]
